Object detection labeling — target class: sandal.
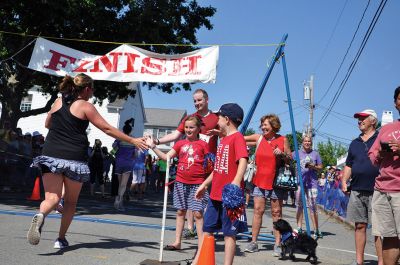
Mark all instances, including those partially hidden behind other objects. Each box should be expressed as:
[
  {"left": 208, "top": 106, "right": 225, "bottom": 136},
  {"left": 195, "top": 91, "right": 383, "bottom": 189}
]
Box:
[{"left": 164, "top": 245, "right": 181, "bottom": 251}]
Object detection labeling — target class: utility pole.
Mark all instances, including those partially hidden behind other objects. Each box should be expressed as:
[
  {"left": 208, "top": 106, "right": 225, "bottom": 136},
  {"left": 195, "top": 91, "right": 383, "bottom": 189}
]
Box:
[
  {"left": 303, "top": 75, "right": 314, "bottom": 138},
  {"left": 309, "top": 75, "right": 314, "bottom": 137}
]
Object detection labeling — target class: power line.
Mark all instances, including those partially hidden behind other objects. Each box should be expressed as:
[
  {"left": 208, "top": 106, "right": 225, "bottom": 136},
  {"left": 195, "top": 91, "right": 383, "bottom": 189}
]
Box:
[
  {"left": 314, "top": 130, "right": 350, "bottom": 146},
  {"left": 315, "top": 0, "right": 387, "bottom": 131},
  {"left": 316, "top": 0, "right": 371, "bottom": 104},
  {"left": 316, "top": 103, "right": 353, "bottom": 119},
  {"left": 313, "top": 0, "right": 349, "bottom": 73}
]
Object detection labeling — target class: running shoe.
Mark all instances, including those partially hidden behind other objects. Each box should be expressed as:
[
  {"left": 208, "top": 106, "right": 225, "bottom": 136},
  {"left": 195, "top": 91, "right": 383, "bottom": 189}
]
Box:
[
  {"left": 27, "top": 213, "right": 45, "bottom": 245},
  {"left": 182, "top": 228, "right": 196, "bottom": 239},
  {"left": 54, "top": 237, "right": 69, "bottom": 249},
  {"left": 244, "top": 241, "right": 259, "bottom": 253},
  {"left": 314, "top": 230, "right": 323, "bottom": 239}
]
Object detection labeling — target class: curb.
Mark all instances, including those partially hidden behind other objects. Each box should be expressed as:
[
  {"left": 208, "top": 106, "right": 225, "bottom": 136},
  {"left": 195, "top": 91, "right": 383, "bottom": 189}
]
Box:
[{"left": 318, "top": 205, "right": 354, "bottom": 230}]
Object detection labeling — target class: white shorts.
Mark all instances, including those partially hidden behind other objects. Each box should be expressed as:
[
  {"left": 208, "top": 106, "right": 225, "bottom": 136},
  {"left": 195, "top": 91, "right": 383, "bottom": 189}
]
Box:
[{"left": 132, "top": 169, "right": 146, "bottom": 184}]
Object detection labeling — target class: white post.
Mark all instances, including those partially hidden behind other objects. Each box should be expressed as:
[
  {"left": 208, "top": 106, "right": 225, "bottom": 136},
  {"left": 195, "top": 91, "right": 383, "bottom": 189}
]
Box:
[{"left": 159, "top": 155, "right": 170, "bottom": 262}]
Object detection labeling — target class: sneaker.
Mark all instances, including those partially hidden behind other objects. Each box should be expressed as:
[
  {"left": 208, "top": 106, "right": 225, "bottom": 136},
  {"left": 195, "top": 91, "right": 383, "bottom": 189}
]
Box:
[
  {"left": 297, "top": 227, "right": 304, "bottom": 234},
  {"left": 273, "top": 245, "right": 282, "bottom": 257},
  {"left": 55, "top": 198, "right": 64, "bottom": 214},
  {"left": 54, "top": 237, "right": 69, "bottom": 249},
  {"left": 182, "top": 228, "right": 196, "bottom": 240},
  {"left": 244, "top": 241, "right": 259, "bottom": 253},
  {"left": 27, "top": 213, "right": 45, "bottom": 245},
  {"left": 314, "top": 230, "right": 323, "bottom": 239}
]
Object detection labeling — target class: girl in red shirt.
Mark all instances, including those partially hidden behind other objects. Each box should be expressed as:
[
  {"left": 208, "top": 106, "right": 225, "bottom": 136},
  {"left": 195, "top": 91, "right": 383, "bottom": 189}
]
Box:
[{"left": 147, "top": 116, "right": 211, "bottom": 252}]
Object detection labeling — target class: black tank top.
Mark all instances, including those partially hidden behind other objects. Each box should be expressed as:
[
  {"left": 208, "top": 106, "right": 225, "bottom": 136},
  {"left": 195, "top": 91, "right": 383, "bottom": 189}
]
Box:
[{"left": 42, "top": 97, "right": 89, "bottom": 161}]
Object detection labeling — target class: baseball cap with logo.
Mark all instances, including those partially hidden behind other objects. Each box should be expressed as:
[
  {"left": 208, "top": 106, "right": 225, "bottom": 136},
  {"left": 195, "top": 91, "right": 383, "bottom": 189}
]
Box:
[
  {"left": 215, "top": 103, "right": 244, "bottom": 126},
  {"left": 353, "top": 109, "right": 377, "bottom": 119}
]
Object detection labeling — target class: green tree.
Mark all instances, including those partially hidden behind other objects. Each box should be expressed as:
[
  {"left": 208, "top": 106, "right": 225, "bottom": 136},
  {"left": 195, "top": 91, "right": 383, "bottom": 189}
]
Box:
[
  {"left": 244, "top": 127, "right": 256, "bottom": 157},
  {"left": 286, "top": 131, "right": 303, "bottom": 152},
  {"left": 316, "top": 140, "right": 347, "bottom": 168},
  {"left": 0, "top": 0, "right": 216, "bottom": 128}
]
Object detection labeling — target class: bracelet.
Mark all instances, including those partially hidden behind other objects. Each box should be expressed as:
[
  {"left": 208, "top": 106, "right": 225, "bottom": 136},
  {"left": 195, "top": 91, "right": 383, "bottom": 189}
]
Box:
[{"left": 156, "top": 138, "right": 160, "bottom": 145}]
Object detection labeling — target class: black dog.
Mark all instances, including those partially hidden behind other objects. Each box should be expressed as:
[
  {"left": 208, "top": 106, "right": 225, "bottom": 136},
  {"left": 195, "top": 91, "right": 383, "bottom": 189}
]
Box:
[{"left": 273, "top": 219, "right": 318, "bottom": 264}]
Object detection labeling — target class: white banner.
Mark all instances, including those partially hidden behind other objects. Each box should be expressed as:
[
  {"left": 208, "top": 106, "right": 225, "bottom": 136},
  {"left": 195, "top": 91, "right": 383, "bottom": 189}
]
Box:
[{"left": 28, "top": 38, "right": 219, "bottom": 83}]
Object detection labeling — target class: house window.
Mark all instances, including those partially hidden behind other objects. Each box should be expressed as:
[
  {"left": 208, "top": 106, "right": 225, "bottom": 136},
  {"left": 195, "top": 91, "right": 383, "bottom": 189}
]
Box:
[
  {"left": 157, "top": 129, "right": 167, "bottom": 139},
  {"left": 20, "top": 95, "right": 33, "bottom": 112}
]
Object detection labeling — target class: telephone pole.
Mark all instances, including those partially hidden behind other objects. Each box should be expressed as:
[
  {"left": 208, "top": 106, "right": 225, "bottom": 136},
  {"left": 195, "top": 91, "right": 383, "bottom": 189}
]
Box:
[
  {"left": 303, "top": 75, "right": 315, "bottom": 138},
  {"left": 309, "top": 75, "right": 314, "bottom": 137}
]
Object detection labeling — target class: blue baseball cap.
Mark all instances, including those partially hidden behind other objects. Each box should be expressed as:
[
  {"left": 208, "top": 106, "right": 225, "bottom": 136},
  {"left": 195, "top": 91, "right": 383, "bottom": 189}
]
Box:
[{"left": 215, "top": 103, "right": 244, "bottom": 125}]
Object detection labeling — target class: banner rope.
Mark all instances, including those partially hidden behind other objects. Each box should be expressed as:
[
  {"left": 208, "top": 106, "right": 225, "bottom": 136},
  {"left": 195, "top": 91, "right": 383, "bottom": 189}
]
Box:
[
  {"left": 0, "top": 30, "right": 285, "bottom": 47},
  {"left": 0, "top": 38, "right": 36, "bottom": 64}
]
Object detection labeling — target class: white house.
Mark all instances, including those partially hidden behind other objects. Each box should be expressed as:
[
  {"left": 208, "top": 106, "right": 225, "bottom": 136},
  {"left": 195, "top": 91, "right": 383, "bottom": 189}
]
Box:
[
  {"left": 15, "top": 82, "right": 146, "bottom": 151},
  {"left": 144, "top": 108, "right": 187, "bottom": 154}
]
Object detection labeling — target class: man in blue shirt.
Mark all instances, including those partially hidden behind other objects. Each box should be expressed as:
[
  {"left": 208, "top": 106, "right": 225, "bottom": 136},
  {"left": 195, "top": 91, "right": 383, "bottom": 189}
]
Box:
[{"left": 341, "top": 109, "right": 383, "bottom": 265}]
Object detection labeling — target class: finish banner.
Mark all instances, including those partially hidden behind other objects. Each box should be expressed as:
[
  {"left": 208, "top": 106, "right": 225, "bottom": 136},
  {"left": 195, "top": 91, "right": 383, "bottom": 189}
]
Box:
[{"left": 28, "top": 38, "right": 219, "bottom": 83}]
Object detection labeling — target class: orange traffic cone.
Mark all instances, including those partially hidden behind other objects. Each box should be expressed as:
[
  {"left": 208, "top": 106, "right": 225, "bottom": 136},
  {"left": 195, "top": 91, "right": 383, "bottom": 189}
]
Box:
[
  {"left": 27, "top": 176, "right": 41, "bottom": 201},
  {"left": 198, "top": 235, "right": 215, "bottom": 265}
]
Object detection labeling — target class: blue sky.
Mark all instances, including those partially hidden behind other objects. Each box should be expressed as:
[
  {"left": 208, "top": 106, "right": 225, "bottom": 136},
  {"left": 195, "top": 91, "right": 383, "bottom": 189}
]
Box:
[{"left": 141, "top": 0, "right": 399, "bottom": 146}]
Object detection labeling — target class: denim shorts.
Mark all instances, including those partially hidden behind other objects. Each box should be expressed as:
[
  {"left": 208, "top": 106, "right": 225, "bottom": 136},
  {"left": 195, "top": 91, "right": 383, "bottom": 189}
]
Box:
[
  {"left": 203, "top": 199, "right": 248, "bottom": 236},
  {"left": 252, "top": 186, "right": 288, "bottom": 201},
  {"left": 32, "top": 155, "right": 90, "bottom": 183}
]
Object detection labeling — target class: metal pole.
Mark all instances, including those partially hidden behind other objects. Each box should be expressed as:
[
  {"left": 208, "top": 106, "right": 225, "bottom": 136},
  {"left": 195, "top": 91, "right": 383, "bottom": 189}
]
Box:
[
  {"left": 281, "top": 50, "right": 312, "bottom": 236},
  {"left": 240, "top": 34, "right": 288, "bottom": 134},
  {"left": 159, "top": 155, "right": 170, "bottom": 262}
]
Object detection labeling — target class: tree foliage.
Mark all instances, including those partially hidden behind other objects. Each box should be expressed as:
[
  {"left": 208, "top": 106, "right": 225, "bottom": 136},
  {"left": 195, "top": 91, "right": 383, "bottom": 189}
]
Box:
[
  {"left": 316, "top": 140, "right": 347, "bottom": 168},
  {"left": 0, "top": 0, "right": 216, "bottom": 128},
  {"left": 244, "top": 127, "right": 256, "bottom": 157},
  {"left": 286, "top": 131, "right": 303, "bottom": 152}
]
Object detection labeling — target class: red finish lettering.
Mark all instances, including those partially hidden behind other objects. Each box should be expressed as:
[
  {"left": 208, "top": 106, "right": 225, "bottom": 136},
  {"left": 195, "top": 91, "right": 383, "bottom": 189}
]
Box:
[
  {"left": 44, "top": 50, "right": 77, "bottom": 71},
  {"left": 73, "top": 60, "right": 91, "bottom": 73},
  {"left": 168, "top": 58, "right": 183, "bottom": 76},
  {"left": 141, "top": 57, "right": 166, "bottom": 75},
  {"left": 124, "top": 53, "right": 140, "bottom": 73},
  {"left": 186, "top": 55, "right": 201, "bottom": 75},
  {"left": 89, "top": 52, "right": 122, "bottom": 73},
  {"left": 167, "top": 55, "right": 202, "bottom": 76}
]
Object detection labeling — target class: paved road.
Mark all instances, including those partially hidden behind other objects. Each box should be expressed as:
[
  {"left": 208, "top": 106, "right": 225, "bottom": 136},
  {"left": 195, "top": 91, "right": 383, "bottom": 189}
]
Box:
[{"left": 0, "top": 191, "right": 379, "bottom": 265}]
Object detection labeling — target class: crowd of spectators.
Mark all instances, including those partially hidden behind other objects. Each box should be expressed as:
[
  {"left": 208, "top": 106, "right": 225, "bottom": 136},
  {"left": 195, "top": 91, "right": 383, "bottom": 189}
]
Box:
[
  {"left": 0, "top": 121, "right": 167, "bottom": 198},
  {"left": 0, "top": 121, "right": 44, "bottom": 191}
]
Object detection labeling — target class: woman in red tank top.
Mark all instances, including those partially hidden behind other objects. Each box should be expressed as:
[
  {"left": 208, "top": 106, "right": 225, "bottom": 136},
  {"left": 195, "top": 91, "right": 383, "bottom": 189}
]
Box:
[{"left": 243, "top": 114, "right": 291, "bottom": 256}]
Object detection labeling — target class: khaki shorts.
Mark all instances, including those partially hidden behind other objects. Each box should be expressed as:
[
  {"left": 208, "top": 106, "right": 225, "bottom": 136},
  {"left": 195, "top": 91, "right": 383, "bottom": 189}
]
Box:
[
  {"left": 371, "top": 190, "right": 400, "bottom": 238},
  {"left": 346, "top": 190, "right": 373, "bottom": 224}
]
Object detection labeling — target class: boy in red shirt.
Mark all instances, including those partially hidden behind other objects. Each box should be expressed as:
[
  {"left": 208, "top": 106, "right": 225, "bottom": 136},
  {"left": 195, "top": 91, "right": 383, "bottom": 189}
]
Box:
[{"left": 195, "top": 103, "right": 248, "bottom": 265}]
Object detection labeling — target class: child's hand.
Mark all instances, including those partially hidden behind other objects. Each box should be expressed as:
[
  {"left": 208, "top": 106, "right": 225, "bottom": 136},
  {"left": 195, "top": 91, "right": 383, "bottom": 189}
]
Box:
[
  {"left": 145, "top": 135, "right": 155, "bottom": 149},
  {"left": 231, "top": 179, "right": 241, "bottom": 187},
  {"left": 195, "top": 184, "right": 206, "bottom": 200},
  {"left": 206, "top": 128, "right": 221, "bottom": 136}
]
